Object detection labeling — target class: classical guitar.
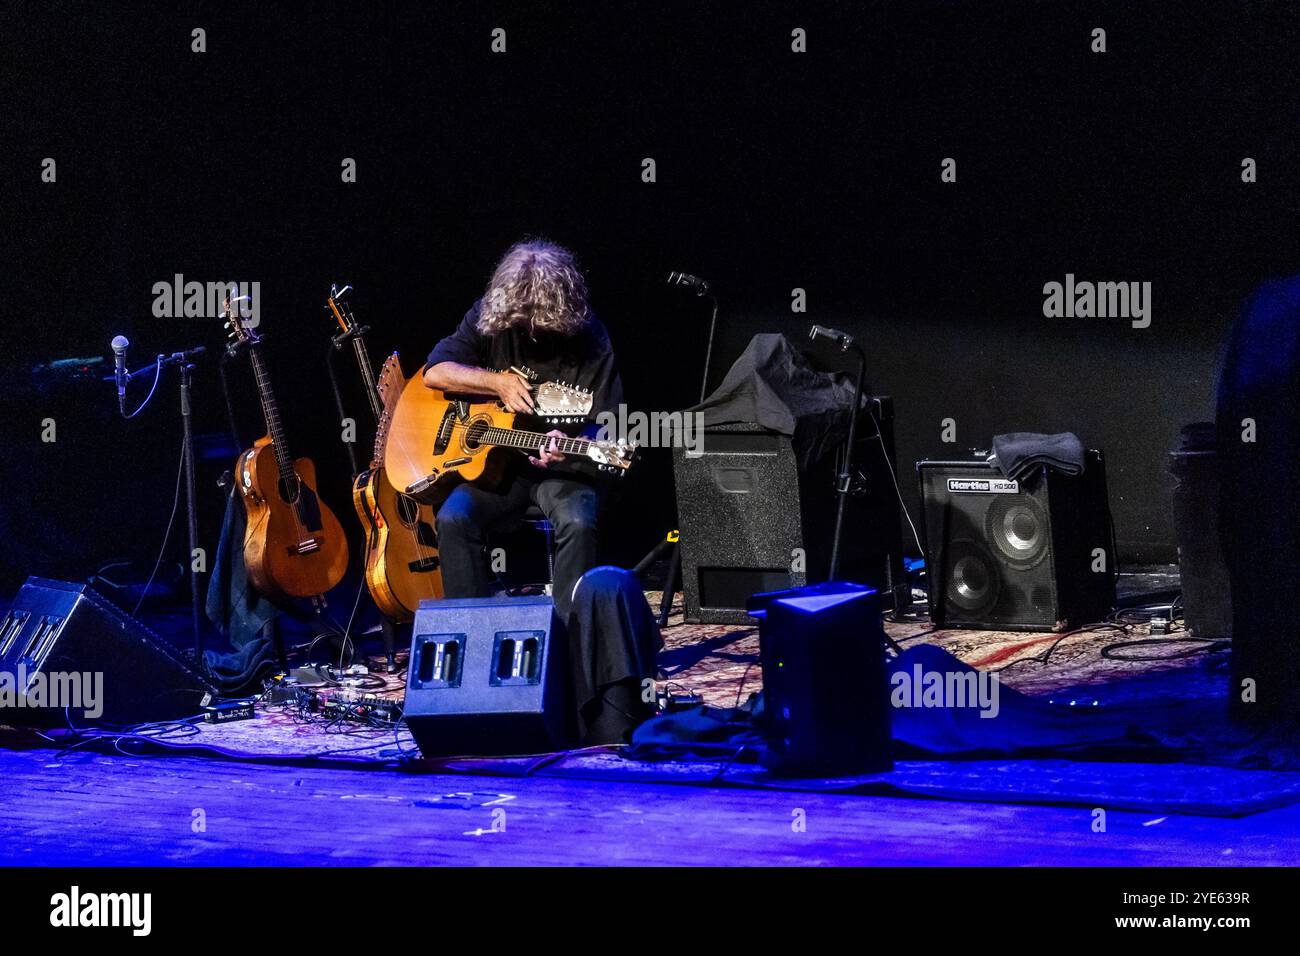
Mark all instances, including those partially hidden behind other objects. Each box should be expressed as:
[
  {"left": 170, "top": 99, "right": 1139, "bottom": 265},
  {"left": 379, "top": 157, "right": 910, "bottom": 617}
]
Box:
[
  {"left": 225, "top": 299, "right": 348, "bottom": 600},
  {"left": 384, "top": 373, "right": 636, "bottom": 499},
  {"left": 327, "top": 286, "right": 443, "bottom": 621}
]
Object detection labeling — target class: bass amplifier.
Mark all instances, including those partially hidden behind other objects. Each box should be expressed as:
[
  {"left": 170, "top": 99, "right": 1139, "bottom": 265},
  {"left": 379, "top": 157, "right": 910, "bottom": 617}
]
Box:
[
  {"left": 0, "top": 576, "right": 214, "bottom": 726},
  {"left": 402, "top": 595, "right": 575, "bottom": 757},
  {"left": 917, "top": 453, "right": 1116, "bottom": 631}
]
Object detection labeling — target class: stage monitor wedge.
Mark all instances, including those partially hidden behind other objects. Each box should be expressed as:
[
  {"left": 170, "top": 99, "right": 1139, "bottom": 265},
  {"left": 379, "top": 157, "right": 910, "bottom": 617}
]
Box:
[
  {"left": 402, "top": 595, "right": 575, "bottom": 757},
  {"left": 0, "top": 576, "right": 214, "bottom": 727},
  {"left": 749, "top": 582, "right": 893, "bottom": 777},
  {"left": 917, "top": 453, "right": 1116, "bottom": 632}
]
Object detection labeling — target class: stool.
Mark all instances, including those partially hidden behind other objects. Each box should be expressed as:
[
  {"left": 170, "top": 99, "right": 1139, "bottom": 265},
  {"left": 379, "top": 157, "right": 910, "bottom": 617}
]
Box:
[{"left": 519, "top": 504, "right": 557, "bottom": 594}]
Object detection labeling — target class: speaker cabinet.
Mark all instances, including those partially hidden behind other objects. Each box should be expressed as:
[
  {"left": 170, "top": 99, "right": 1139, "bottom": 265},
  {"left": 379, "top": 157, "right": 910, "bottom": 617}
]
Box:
[
  {"left": 402, "top": 595, "right": 575, "bottom": 757},
  {"left": 0, "top": 576, "right": 213, "bottom": 726},
  {"left": 671, "top": 402, "right": 903, "bottom": 624},
  {"left": 749, "top": 582, "right": 892, "bottom": 776},
  {"left": 917, "top": 453, "right": 1116, "bottom": 632}
]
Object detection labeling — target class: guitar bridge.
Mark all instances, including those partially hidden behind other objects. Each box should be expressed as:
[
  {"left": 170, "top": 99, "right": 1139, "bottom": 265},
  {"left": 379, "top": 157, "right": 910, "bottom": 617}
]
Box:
[
  {"left": 292, "top": 538, "right": 321, "bottom": 555},
  {"left": 406, "top": 473, "right": 440, "bottom": 496}
]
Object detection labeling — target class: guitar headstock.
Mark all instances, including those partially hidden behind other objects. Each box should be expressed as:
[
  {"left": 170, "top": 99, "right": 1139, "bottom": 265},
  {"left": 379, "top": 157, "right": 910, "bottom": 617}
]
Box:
[
  {"left": 327, "top": 283, "right": 357, "bottom": 335},
  {"left": 223, "top": 293, "right": 260, "bottom": 353},
  {"left": 534, "top": 381, "right": 594, "bottom": 423},
  {"left": 376, "top": 352, "right": 404, "bottom": 400},
  {"left": 584, "top": 438, "right": 637, "bottom": 474}
]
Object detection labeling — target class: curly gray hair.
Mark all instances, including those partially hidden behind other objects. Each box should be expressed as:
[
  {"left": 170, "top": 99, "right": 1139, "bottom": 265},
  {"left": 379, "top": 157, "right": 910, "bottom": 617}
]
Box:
[{"left": 477, "top": 240, "right": 591, "bottom": 336}]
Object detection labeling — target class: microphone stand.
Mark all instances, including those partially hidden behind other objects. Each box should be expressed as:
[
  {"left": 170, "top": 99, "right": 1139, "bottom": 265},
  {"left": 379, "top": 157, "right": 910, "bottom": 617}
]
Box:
[
  {"left": 178, "top": 356, "right": 204, "bottom": 662},
  {"left": 116, "top": 348, "right": 210, "bottom": 666},
  {"left": 633, "top": 282, "right": 719, "bottom": 626},
  {"left": 827, "top": 340, "right": 867, "bottom": 583},
  {"left": 698, "top": 294, "right": 720, "bottom": 405}
]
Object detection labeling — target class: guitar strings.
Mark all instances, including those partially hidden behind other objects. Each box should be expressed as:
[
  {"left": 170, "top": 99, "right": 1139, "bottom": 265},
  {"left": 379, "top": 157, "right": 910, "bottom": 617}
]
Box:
[{"left": 430, "top": 418, "right": 603, "bottom": 455}]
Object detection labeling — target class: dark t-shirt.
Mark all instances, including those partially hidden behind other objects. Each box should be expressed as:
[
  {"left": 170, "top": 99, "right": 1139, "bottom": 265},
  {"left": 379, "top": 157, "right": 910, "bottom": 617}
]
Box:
[{"left": 425, "top": 299, "right": 625, "bottom": 479}]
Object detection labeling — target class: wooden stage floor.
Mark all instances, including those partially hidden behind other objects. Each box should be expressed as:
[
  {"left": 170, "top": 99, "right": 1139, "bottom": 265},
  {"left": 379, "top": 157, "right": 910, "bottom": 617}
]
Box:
[{"left": 5, "top": 744, "right": 1300, "bottom": 866}]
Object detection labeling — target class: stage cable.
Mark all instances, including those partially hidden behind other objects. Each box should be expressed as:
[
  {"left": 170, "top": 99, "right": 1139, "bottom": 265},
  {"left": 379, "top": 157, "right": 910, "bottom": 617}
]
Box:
[
  {"left": 131, "top": 432, "right": 188, "bottom": 617},
  {"left": 862, "top": 404, "right": 925, "bottom": 559}
]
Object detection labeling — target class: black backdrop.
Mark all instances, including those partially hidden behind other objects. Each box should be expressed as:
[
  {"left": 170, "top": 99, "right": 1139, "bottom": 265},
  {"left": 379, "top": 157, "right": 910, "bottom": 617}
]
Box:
[{"left": 4, "top": 1, "right": 1298, "bottom": 598}]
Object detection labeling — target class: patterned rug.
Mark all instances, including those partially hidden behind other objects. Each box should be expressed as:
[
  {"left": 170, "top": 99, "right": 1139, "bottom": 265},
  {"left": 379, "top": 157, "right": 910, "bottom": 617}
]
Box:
[{"left": 3, "top": 586, "right": 1231, "bottom": 770}]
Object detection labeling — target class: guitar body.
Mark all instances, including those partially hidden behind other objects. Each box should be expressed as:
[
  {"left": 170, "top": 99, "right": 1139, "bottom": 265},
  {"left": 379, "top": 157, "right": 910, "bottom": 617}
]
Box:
[
  {"left": 385, "top": 378, "right": 513, "bottom": 498},
  {"left": 352, "top": 464, "right": 443, "bottom": 621},
  {"left": 237, "top": 438, "right": 349, "bottom": 600}
]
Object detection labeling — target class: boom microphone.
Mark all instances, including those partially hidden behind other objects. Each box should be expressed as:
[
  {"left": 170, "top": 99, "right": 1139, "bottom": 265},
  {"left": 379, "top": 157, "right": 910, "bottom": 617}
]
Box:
[
  {"left": 808, "top": 324, "right": 855, "bottom": 351},
  {"left": 667, "top": 271, "right": 712, "bottom": 296}
]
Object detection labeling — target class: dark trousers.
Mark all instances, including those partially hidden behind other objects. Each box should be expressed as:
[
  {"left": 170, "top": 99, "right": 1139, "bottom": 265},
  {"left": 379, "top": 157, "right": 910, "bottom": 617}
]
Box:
[{"left": 435, "top": 473, "right": 601, "bottom": 617}]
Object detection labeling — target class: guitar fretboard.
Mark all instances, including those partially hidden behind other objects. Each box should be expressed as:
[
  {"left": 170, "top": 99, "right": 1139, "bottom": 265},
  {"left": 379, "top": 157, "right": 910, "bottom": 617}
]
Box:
[
  {"left": 247, "top": 347, "right": 294, "bottom": 482},
  {"left": 353, "top": 337, "right": 382, "bottom": 422},
  {"left": 479, "top": 426, "right": 594, "bottom": 457}
]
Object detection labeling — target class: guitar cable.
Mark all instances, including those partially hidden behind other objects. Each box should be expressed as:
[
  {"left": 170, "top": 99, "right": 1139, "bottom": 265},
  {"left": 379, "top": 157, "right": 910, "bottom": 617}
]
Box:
[
  {"left": 120, "top": 355, "right": 165, "bottom": 420},
  {"left": 131, "top": 433, "right": 187, "bottom": 617},
  {"left": 338, "top": 574, "right": 368, "bottom": 669}
]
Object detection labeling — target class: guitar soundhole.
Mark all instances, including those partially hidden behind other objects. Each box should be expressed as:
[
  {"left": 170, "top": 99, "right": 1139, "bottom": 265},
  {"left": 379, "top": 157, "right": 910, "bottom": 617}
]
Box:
[
  {"left": 463, "top": 420, "right": 489, "bottom": 450},
  {"left": 278, "top": 475, "right": 302, "bottom": 504},
  {"left": 395, "top": 493, "right": 420, "bottom": 527}
]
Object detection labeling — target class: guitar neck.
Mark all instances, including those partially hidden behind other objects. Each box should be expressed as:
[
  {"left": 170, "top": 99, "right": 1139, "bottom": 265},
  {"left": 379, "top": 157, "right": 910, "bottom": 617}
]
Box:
[
  {"left": 480, "top": 425, "right": 594, "bottom": 457},
  {"left": 352, "top": 336, "right": 383, "bottom": 422},
  {"left": 247, "top": 347, "right": 294, "bottom": 480},
  {"left": 328, "top": 294, "right": 384, "bottom": 422}
]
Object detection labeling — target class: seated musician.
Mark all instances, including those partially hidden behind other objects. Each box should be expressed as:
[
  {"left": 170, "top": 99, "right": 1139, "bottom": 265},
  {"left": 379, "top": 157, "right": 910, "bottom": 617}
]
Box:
[{"left": 422, "top": 239, "right": 624, "bottom": 619}]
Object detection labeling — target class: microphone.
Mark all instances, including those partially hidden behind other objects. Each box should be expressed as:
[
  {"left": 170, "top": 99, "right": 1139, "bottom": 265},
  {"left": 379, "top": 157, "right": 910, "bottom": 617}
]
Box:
[
  {"left": 111, "top": 335, "right": 130, "bottom": 413},
  {"left": 808, "top": 324, "right": 855, "bottom": 351},
  {"left": 169, "top": 345, "right": 207, "bottom": 363},
  {"left": 667, "top": 271, "right": 712, "bottom": 296}
]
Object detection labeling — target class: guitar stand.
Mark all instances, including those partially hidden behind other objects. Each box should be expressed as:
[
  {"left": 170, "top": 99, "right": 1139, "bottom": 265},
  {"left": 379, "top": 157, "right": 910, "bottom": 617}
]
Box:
[
  {"left": 263, "top": 617, "right": 288, "bottom": 672},
  {"left": 324, "top": 341, "right": 362, "bottom": 478},
  {"left": 324, "top": 303, "right": 396, "bottom": 672},
  {"left": 294, "top": 594, "right": 355, "bottom": 668},
  {"left": 379, "top": 616, "right": 399, "bottom": 673}
]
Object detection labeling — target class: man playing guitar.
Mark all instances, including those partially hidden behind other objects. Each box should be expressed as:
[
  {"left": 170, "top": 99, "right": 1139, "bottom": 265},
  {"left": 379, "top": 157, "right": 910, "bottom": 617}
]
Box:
[{"left": 422, "top": 240, "right": 624, "bottom": 616}]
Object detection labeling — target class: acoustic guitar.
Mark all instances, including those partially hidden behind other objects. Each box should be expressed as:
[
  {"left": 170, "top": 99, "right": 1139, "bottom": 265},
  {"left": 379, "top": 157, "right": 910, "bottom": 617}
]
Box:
[
  {"left": 225, "top": 299, "right": 349, "bottom": 600},
  {"left": 384, "top": 373, "right": 635, "bottom": 499},
  {"left": 327, "top": 287, "right": 443, "bottom": 621}
]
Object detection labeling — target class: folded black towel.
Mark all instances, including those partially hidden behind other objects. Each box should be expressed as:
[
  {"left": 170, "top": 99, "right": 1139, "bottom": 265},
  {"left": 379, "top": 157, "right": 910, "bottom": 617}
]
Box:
[{"left": 991, "top": 431, "right": 1086, "bottom": 481}]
